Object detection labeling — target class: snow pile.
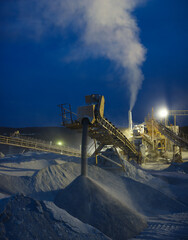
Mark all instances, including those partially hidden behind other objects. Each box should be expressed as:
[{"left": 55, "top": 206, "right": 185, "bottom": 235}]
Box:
[
  {"left": 0, "top": 194, "right": 109, "bottom": 240},
  {"left": 54, "top": 176, "right": 147, "bottom": 240}
]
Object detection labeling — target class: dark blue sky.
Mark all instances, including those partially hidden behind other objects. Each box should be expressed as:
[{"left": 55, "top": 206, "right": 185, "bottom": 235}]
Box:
[{"left": 0, "top": 0, "right": 188, "bottom": 127}]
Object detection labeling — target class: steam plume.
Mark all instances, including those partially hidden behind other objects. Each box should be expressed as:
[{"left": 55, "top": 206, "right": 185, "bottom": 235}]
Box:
[{"left": 18, "top": 0, "right": 146, "bottom": 110}]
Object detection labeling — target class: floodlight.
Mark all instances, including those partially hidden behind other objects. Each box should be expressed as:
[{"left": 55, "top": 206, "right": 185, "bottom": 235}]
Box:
[
  {"left": 57, "top": 141, "right": 63, "bottom": 146},
  {"left": 158, "top": 108, "right": 169, "bottom": 118}
]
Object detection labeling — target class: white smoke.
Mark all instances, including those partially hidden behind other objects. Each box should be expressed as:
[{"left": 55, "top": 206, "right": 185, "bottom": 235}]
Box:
[{"left": 17, "top": 0, "right": 146, "bottom": 110}]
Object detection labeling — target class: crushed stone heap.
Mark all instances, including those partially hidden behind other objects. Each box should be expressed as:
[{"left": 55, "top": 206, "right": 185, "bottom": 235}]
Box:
[
  {"left": 54, "top": 175, "right": 147, "bottom": 240},
  {"left": 0, "top": 194, "right": 109, "bottom": 240}
]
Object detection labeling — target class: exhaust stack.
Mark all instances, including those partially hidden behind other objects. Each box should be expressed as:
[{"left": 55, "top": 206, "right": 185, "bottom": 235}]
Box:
[{"left": 128, "top": 110, "right": 133, "bottom": 130}]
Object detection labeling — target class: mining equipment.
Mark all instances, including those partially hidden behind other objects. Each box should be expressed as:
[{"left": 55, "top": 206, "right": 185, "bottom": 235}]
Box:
[
  {"left": 143, "top": 109, "right": 188, "bottom": 163},
  {"left": 0, "top": 134, "right": 81, "bottom": 157},
  {"left": 1, "top": 94, "right": 188, "bottom": 168},
  {"left": 59, "top": 94, "right": 140, "bottom": 176}
]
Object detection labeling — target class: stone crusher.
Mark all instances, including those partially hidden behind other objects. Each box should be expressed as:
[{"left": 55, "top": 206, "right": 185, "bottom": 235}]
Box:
[
  {"left": 153, "top": 120, "right": 188, "bottom": 149},
  {"left": 59, "top": 94, "right": 140, "bottom": 176},
  {"left": 146, "top": 114, "right": 188, "bottom": 162},
  {"left": 153, "top": 119, "right": 188, "bottom": 162}
]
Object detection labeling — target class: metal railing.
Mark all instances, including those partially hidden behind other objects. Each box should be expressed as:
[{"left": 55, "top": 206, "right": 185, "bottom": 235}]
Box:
[
  {"left": 153, "top": 120, "right": 188, "bottom": 149},
  {"left": 0, "top": 135, "right": 81, "bottom": 157},
  {"left": 95, "top": 116, "right": 138, "bottom": 156}
]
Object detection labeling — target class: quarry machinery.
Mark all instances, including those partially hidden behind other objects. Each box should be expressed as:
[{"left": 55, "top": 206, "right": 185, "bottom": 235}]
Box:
[
  {"left": 59, "top": 94, "right": 139, "bottom": 175},
  {"left": 145, "top": 112, "right": 188, "bottom": 162},
  {"left": 153, "top": 120, "right": 188, "bottom": 149},
  {"left": 0, "top": 134, "right": 81, "bottom": 157}
]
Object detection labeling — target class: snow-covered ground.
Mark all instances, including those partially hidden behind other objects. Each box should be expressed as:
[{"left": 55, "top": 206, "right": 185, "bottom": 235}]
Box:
[{"left": 0, "top": 150, "right": 188, "bottom": 239}]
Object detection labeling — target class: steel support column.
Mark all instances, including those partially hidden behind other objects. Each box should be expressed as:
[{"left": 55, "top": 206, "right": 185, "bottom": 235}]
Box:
[{"left": 81, "top": 118, "right": 89, "bottom": 176}]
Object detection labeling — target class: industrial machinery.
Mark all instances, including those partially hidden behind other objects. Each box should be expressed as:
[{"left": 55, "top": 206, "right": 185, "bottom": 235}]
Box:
[
  {"left": 145, "top": 111, "right": 188, "bottom": 163},
  {"left": 59, "top": 94, "right": 140, "bottom": 175},
  {"left": 1, "top": 95, "right": 187, "bottom": 167},
  {"left": 0, "top": 134, "right": 81, "bottom": 157}
]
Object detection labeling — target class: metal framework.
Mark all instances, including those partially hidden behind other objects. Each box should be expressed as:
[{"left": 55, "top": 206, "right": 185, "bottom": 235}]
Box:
[
  {"left": 169, "top": 110, "right": 188, "bottom": 116},
  {"left": 0, "top": 135, "right": 81, "bottom": 157},
  {"left": 168, "top": 110, "right": 188, "bottom": 126},
  {"left": 58, "top": 104, "right": 78, "bottom": 127},
  {"left": 89, "top": 116, "right": 138, "bottom": 158},
  {"left": 153, "top": 120, "right": 188, "bottom": 149},
  {"left": 59, "top": 94, "right": 141, "bottom": 174},
  {"left": 59, "top": 103, "right": 139, "bottom": 167}
]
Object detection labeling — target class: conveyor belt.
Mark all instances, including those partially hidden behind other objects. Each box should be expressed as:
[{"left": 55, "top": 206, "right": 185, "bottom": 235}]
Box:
[
  {"left": 153, "top": 120, "right": 188, "bottom": 149},
  {"left": 0, "top": 135, "right": 81, "bottom": 157},
  {"left": 142, "top": 133, "right": 153, "bottom": 146},
  {"left": 59, "top": 95, "right": 138, "bottom": 159},
  {"left": 89, "top": 116, "right": 138, "bottom": 157}
]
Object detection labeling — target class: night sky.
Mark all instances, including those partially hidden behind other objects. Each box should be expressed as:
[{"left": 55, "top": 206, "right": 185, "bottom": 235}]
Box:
[{"left": 0, "top": 0, "right": 188, "bottom": 128}]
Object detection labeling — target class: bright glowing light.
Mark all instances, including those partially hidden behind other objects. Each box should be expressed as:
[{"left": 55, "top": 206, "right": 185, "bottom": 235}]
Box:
[
  {"left": 57, "top": 141, "right": 63, "bottom": 146},
  {"left": 158, "top": 108, "right": 169, "bottom": 118}
]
